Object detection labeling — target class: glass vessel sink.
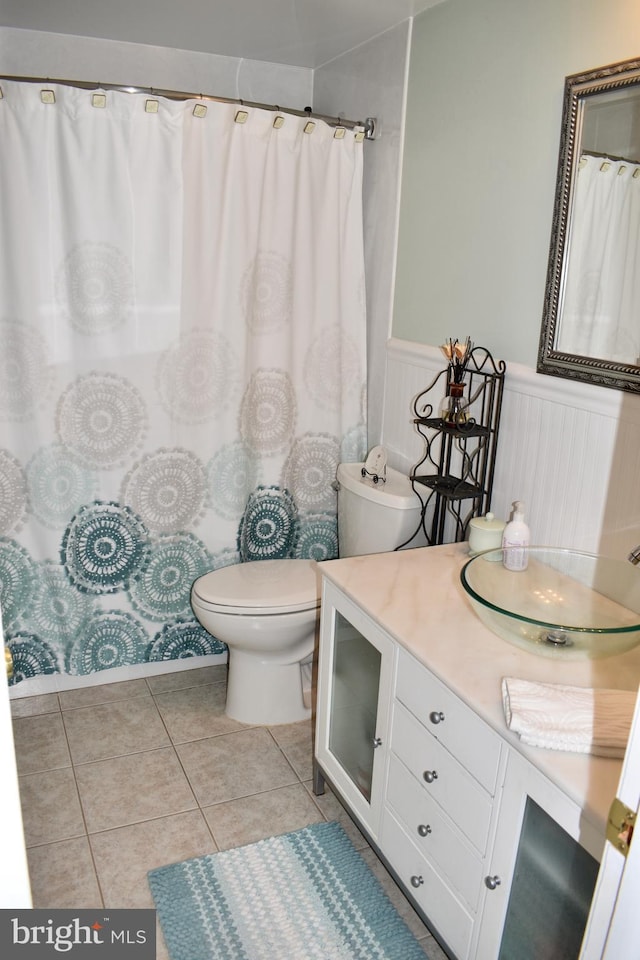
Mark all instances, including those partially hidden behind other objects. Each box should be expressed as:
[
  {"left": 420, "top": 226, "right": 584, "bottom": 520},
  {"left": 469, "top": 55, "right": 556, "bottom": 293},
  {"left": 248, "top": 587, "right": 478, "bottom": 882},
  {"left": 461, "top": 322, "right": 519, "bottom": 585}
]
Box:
[{"left": 460, "top": 547, "right": 640, "bottom": 659}]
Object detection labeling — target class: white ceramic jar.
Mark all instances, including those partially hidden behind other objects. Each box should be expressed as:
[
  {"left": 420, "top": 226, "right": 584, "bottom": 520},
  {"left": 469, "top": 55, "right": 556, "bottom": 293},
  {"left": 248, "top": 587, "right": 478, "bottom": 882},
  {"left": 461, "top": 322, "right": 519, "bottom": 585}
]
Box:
[{"left": 468, "top": 512, "right": 506, "bottom": 556}]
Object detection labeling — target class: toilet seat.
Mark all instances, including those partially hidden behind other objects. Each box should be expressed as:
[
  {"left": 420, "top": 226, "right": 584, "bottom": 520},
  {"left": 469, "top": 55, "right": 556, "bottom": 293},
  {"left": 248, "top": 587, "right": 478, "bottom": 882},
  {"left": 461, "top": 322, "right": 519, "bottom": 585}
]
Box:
[{"left": 191, "top": 558, "right": 320, "bottom": 616}]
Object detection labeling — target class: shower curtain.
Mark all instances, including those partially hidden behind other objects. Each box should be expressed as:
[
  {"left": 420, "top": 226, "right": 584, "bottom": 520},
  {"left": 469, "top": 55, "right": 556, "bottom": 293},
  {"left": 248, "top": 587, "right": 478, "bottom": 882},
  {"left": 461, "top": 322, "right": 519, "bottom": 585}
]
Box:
[
  {"left": 0, "top": 80, "right": 366, "bottom": 687},
  {"left": 557, "top": 154, "right": 640, "bottom": 363}
]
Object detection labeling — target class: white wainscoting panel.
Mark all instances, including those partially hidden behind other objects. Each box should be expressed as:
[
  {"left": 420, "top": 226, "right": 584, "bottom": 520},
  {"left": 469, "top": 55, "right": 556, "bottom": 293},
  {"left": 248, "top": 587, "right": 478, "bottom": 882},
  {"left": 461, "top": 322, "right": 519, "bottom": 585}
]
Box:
[{"left": 381, "top": 339, "right": 640, "bottom": 558}]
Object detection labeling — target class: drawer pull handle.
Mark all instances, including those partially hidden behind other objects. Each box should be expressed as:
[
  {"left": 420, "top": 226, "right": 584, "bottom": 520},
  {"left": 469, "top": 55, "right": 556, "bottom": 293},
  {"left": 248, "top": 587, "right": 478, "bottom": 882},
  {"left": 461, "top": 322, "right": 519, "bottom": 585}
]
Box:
[
  {"left": 423, "top": 769, "right": 438, "bottom": 784},
  {"left": 417, "top": 824, "right": 432, "bottom": 837},
  {"left": 410, "top": 875, "right": 424, "bottom": 888},
  {"left": 429, "top": 710, "right": 445, "bottom": 724},
  {"left": 372, "top": 737, "right": 382, "bottom": 748},
  {"left": 484, "top": 875, "right": 501, "bottom": 891}
]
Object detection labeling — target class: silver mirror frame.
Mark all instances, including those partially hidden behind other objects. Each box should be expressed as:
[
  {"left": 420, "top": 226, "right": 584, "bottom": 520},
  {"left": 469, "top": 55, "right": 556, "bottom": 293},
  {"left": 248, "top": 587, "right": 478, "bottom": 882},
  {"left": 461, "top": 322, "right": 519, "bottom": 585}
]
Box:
[{"left": 538, "top": 56, "right": 640, "bottom": 393}]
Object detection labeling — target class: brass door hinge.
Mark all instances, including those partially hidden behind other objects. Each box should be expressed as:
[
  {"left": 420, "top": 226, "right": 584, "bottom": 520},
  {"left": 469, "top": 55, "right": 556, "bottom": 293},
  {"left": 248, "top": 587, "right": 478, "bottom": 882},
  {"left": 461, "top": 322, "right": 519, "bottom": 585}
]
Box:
[
  {"left": 4, "top": 645, "right": 12, "bottom": 681},
  {"left": 606, "top": 796, "right": 636, "bottom": 857}
]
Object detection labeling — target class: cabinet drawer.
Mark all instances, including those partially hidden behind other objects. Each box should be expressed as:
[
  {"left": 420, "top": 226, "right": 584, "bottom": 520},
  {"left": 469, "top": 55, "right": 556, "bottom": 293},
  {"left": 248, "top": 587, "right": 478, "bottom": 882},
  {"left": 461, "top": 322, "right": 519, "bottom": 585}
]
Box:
[
  {"left": 386, "top": 752, "right": 484, "bottom": 911},
  {"left": 380, "top": 807, "right": 474, "bottom": 960},
  {"left": 392, "top": 701, "right": 493, "bottom": 854},
  {"left": 396, "top": 649, "right": 502, "bottom": 795}
]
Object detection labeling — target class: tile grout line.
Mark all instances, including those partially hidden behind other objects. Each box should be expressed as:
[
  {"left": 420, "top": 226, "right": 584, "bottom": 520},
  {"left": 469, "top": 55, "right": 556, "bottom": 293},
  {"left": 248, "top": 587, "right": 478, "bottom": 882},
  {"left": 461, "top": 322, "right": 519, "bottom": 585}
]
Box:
[
  {"left": 265, "top": 726, "right": 307, "bottom": 783},
  {"left": 148, "top": 687, "right": 219, "bottom": 849},
  {"left": 58, "top": 706, "right": 106, "bottom": 909}
]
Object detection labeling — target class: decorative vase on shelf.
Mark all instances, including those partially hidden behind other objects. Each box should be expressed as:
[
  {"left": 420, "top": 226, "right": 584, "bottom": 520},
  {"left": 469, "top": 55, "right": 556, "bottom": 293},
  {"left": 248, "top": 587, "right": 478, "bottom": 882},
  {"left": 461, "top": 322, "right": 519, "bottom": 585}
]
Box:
[{"left": 440, "top": 381, "right": 469, "bottom": 426}]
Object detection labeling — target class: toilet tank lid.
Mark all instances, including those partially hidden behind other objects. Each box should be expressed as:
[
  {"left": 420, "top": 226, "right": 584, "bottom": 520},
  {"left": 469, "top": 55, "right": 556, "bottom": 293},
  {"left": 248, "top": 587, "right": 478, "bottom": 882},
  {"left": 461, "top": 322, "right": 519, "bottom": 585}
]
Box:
[
  {"left": 337, "top": 462, "right": 418, "bottom": 509},
  {"left": 192, "top": 559, "right": 320, "bottom": 610}
]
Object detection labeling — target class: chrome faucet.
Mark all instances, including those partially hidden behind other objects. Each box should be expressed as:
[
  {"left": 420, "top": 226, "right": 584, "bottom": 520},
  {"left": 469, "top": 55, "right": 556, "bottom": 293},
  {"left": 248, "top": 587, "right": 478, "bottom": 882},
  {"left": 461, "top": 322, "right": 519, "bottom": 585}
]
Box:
[{"left": 628, "top": 546, "right": 640, "bottom": 565}]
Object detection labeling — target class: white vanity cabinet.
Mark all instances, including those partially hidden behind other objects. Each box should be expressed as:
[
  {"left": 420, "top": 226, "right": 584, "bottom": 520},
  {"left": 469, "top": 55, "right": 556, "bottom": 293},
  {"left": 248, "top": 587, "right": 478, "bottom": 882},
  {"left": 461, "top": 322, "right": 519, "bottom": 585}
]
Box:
[
  {"left": 314, "top": 545, "right": 640, "bottom": 960},
  {"left": 315, "top": 580, "right": 507, "bottom": 958}
]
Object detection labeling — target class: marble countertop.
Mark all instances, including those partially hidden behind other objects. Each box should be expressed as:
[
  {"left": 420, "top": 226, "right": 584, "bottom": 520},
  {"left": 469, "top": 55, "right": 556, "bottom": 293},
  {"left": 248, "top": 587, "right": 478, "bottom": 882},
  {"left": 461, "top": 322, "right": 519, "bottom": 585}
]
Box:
[{"left": 317, "top": 542, "right": 640, "bottom": 833}]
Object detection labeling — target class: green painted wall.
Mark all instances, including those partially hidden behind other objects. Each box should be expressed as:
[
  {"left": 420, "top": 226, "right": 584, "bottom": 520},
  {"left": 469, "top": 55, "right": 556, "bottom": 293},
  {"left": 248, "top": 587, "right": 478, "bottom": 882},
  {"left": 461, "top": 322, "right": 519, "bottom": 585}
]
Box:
[{"left": 393, "top": 0, "right": 640, "bottom": 366}]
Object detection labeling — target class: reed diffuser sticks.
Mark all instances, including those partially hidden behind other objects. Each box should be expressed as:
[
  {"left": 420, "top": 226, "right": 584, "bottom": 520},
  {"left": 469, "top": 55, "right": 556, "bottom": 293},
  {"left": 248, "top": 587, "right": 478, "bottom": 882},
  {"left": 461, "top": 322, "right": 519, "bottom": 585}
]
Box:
[{"left": 440, "top": 337, "right": 473, "bottom": 383}]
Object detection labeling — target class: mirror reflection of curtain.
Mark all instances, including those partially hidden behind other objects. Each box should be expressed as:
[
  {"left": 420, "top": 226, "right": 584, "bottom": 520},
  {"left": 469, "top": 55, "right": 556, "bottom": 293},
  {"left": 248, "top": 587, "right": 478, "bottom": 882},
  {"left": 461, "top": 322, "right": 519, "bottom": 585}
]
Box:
[
  {"left": 0, "top": 80, "right": 366, "bottom": 686},
  {"left": 557, "top": 155, "right": 640, "bottom": 363}
]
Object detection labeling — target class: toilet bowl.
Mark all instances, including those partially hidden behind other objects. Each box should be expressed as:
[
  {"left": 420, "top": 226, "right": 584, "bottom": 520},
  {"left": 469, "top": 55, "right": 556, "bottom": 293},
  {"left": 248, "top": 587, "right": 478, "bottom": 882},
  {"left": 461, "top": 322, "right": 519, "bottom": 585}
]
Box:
[
  {"left": 191, "top": 458, "right": 423, "bottom": 726},
  {"left": 190, "top": 559, "right": 319, "bottom": 725}
]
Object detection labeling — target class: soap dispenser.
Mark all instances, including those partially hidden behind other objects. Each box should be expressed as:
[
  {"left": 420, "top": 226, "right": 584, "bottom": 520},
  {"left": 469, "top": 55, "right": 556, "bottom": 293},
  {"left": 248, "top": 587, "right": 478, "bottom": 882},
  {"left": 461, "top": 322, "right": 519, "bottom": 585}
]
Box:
[{"left": 502, "top": 501, "right": 530, "bottom": 571}]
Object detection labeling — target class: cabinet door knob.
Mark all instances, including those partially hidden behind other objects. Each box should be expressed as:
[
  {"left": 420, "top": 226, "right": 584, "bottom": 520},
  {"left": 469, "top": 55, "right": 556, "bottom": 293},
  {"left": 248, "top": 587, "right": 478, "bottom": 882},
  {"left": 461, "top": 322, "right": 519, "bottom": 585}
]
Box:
[
  {"left": 423, "top": 769, "right": 438, "bottom": 784},
  {"left": 417, "top": 824, "right": 432, "bottom": 837},
  {"left": 372, "top": 736, "right": 382, "bottom": 748},
  {"left": 429, "top": 710, "right": 445, "bottom": 724},
  {"left": 410, "top": 875, "right": 424, "bottom": 888},
  {"left": 484, "top": 875, "right": 501, "bottom": 891}
]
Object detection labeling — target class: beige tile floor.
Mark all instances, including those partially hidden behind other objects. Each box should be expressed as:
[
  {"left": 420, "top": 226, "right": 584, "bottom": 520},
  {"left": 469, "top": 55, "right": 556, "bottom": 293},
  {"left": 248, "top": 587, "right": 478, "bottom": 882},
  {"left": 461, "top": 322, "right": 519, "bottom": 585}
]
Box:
[{"left": 11, "top": 664, "right": 449, "bottom": 960}]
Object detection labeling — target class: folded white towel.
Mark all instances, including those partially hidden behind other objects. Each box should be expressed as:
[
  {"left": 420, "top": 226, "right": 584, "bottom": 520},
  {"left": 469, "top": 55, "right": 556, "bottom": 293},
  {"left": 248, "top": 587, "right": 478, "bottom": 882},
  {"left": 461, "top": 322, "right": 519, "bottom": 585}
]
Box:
[{"left": 501, "top": 677, "right": 637, "bottom": 758}]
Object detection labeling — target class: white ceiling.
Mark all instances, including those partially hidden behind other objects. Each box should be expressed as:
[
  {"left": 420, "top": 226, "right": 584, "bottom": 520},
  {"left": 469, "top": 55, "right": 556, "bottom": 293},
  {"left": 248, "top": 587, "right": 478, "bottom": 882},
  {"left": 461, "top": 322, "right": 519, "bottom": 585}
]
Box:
[{"left": 0, "top": 0, "right": 443, "bottom": 69}]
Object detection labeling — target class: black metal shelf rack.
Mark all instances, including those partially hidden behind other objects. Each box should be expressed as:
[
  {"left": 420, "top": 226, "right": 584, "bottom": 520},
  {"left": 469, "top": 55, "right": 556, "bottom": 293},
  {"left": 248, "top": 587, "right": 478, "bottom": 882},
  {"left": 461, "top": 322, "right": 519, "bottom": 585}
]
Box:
[{"left": 399, "top": 347, "right": 506, "bottom": 548}]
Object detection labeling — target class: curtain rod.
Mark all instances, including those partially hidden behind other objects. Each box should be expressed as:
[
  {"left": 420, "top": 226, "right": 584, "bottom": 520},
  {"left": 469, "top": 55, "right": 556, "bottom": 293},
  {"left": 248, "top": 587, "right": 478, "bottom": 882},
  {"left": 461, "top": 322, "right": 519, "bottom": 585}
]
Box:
[
  {"left": 0, "top": 74, "right": 377, "bottom": 140},
  {"left": 581, "top": 148, "right": 640, "bottom": 165}
]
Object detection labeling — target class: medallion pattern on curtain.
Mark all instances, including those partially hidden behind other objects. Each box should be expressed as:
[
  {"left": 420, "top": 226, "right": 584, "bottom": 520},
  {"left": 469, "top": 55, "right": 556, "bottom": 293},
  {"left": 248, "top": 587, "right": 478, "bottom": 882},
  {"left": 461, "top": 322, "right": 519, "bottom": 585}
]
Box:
[{"left": 0, "top": 81, "right": 366, "bottom": 686}]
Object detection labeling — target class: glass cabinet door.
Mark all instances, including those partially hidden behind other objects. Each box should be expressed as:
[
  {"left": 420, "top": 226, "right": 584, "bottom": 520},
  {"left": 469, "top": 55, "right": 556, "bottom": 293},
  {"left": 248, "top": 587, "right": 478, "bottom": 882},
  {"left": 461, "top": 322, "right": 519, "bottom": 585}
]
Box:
[
  {"left": 477, "top": 750, "right": 605, "bottom": 960},
  {"left": 315, "top": 582, "right": 395, "bottom": 839},
  {"left": 498, "top": 798, "right": 599, "bottom": 960},
  {"left": 328, "top": 611, "right": 382, "bottom": 802}
]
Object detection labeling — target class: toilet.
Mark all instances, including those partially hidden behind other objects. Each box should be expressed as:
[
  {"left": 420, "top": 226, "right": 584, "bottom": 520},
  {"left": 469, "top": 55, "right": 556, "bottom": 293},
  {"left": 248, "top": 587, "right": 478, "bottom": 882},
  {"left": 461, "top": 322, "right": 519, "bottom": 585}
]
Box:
[{"left": 190, "top": 461, "right": 422, "bottom": 725}]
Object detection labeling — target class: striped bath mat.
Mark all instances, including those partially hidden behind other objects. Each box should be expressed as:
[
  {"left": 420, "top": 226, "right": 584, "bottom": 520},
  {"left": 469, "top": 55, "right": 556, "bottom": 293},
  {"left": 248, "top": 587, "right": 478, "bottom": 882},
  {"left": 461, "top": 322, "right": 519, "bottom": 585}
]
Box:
[{"left": 148, "top": 820, "right": 430, "bottom": 959}]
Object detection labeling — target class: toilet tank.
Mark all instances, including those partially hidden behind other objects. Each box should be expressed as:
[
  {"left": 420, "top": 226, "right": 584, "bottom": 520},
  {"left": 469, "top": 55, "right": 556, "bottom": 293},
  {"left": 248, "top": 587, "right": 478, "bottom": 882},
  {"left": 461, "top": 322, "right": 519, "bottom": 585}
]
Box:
[{"left": 336, "top": 462, "right": 424, "bottom": 557}]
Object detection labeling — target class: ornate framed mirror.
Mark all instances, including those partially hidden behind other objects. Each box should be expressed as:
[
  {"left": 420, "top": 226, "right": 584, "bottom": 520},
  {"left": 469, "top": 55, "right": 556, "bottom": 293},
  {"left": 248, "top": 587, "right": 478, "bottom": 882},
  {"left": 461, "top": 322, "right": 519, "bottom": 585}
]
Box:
[{"left": 538, "top": 56, "right": 640, "bottom": 392}]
